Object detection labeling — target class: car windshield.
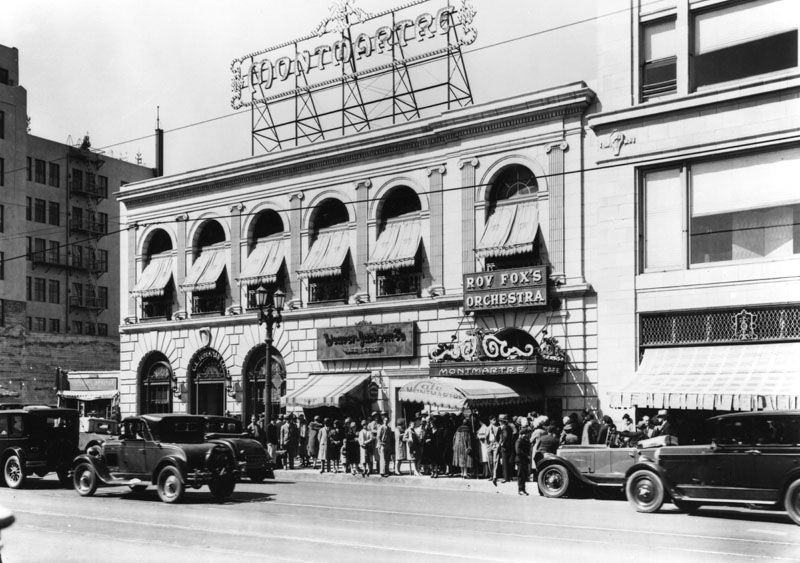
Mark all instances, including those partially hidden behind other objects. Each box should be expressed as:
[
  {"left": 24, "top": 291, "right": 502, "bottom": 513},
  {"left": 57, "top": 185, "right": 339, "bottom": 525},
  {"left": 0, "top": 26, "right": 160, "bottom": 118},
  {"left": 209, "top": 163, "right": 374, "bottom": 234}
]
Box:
[
  {"left": 152, "top": 419, "right": 205, "bottom": 443},
  {"left": 205, "top": 418, "right": 242, "bottom": 434},
  {"left": 87, "top": 419, "right": 118, "bottom": 435}
]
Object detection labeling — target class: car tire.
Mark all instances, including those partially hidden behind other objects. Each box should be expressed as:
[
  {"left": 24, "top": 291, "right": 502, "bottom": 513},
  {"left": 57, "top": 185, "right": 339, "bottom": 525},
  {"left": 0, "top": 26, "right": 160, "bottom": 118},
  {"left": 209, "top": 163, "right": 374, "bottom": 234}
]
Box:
[
  {"left": 784, "top": 478, "right": 800, "bottom": 526},
  {"left": 626, "top": 469, "right": 665, "bottom": 513},
  {"left": 73, "top": 462, "right": 98, "bottom": 497},
  {"left": 3, "top": 455, "right": 26, "bottom": 489},
  {"left": 537, "top": 464, "right": 570, "bottom": 498},
  {"left": 156, "top": 466, "right": 185, "bottom": 504},
  {"left": 247, "top": 469, "right": 267, "bottom": 484},
  {"left": 56, "top": 467, "right": 72, "bottom": 488},
  {"left": 209, "top": 474, "right": 236, "bottom": 501},
  {"left": 672, "top": 499, "right": 701, "bottom": 514}
]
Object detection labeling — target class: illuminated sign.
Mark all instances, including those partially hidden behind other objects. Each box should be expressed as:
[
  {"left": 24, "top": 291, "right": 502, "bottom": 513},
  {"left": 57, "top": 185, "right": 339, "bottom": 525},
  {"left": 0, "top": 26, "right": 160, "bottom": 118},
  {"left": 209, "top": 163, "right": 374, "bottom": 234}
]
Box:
[{"left": 463, "top": 266, "right": 548, "bottom": 312}]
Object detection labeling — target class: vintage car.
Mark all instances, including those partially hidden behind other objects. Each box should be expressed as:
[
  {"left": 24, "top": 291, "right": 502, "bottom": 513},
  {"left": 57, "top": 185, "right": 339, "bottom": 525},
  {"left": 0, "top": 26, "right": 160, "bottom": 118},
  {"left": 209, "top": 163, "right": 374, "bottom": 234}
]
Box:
[
  {"left": 78, "top": 417, "right": 119, "bottom": 452},
  {"left": 0, "top": 406, "right": 79, "bottom": 488},
  {"left": 537, "top": 435, "right": 677, "bottom": 498},
  {"left": 624, "top": 411, "right": 800, "bottom": 526},
  {"left": 200, "top": 415, "right": 273, "bottom": 483},
  {"left": 72, "top": 414, "right": 238, "bottom": 503}
]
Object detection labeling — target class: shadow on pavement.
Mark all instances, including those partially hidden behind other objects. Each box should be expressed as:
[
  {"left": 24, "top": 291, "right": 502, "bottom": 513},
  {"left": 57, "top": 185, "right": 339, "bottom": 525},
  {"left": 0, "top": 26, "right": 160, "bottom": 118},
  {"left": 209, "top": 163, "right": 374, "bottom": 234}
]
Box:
[{"left": 677, "top": 506, "right": 794, "bottom": 526}]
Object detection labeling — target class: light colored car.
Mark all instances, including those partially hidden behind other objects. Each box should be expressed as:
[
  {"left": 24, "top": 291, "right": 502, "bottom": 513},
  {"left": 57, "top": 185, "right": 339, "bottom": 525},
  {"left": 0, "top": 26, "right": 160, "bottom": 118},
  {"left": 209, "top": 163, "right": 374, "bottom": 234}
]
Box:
[{"left": 78, "top": 417, "right": 119, "bottom": 453}]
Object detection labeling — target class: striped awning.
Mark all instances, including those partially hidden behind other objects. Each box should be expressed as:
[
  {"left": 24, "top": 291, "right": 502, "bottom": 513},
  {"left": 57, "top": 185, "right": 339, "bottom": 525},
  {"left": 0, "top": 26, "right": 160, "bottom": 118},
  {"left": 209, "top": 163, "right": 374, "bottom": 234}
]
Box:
[
  {"left": 59, "top": 389, "right": 119, "bottom": 401},
  {"left": 297, "top": 229, "right": 350, "bottom": 279},
  {"left": 238, "top": 238, "right": 286, "bottom": 286},
  {"left": 284, "top": 373, "right": 370, "bottom": 408},
  {"left": 476, "top": 202, "right": 539, "bottom": 259},
  {"left": 180, "top": 247, "right": 227, "bottom": 293},
  {"left": 131, "top": 253, "right": 174, "bottom": 298},
  {"left": 367, "top": 218, "right": 422, "bottom": 272},
  {"left": 398, "top": 377, "right": 538, "bottom": 411},
  {"left": 609, "top": 343, "right": 800, "bottom": 411}
]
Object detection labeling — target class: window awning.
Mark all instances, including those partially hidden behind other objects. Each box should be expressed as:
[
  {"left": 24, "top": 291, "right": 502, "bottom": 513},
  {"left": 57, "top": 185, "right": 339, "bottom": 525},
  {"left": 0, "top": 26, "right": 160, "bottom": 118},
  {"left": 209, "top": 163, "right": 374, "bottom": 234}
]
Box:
[
  {"left": 131, "top": 253, "right": 174, "bottom": 298},
  {"left": 609, "top": 343, "right": 800, "bottom": 411},
  {"left": 283, "top": 373, "right": 370, "bottom": 408},
  {"left": 476, "top": 202, "right": 539, "bottom": 259},
  {"left": 237, "top": 238, "right": 286, "bottom": 286},
  {"left": 367, "top": 218, "right": 422, "bottom": 272},
  {"left": 58, "top": 389, "right": 119, "bottom": 401},
  {"left": 180, "top": 247, "right": 227, "bottom": 293},
  {"left": 297, "top": 229, "right": 350, "bottom": 279},
  {"left": 398, "top": 377, "right": 539, "bottom": 411}
]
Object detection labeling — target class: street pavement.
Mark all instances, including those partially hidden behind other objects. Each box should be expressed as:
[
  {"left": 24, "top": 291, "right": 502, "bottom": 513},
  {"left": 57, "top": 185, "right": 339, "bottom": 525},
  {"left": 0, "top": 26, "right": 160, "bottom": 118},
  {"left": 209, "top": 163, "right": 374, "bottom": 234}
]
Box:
[{"left": 0, "top": 469, "right": 798, "bottom": 563}]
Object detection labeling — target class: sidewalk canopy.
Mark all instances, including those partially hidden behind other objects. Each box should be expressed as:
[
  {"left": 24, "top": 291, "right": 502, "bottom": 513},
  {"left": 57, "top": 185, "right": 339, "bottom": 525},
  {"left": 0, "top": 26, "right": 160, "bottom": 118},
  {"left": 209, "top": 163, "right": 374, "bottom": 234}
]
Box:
[
  {"left": 367, "top": 218, "right": 422, "bottom": 272},
  {"left": 476, "top": 202, "right": 538, "bottom": 259},
  {"left": 131, "top": 253, "right": 174, "bottom": 298},
  {"left": 284, "top": 373, "right": 370, "bottom": 408},
  {"left": 297, "top": 229, "right": 350, "bottom": 279},
  {"left": 59, "top": 389, "right": 119, "bottom": 401},
  {"left": 180, "top": 247, "right": 227, "bottom": 293},
  {"left": 60, "top": 374, "right": 119, "bottom": 402},
  {"left": 398, "top": 377, "right": 538, "bottom": 410},
  {"left": 609, "top": 343, "right": 800, "bottom": 411},
  {"left": 237, "top": 238, "right": 286, "bottom": 286}
]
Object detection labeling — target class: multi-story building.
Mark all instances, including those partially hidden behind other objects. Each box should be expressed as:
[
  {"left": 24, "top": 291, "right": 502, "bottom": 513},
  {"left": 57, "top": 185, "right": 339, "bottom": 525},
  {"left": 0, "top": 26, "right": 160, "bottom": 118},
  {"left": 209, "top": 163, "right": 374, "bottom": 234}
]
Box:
[{"left": 0, "top": 44, "right": 155, "bottom": 404}]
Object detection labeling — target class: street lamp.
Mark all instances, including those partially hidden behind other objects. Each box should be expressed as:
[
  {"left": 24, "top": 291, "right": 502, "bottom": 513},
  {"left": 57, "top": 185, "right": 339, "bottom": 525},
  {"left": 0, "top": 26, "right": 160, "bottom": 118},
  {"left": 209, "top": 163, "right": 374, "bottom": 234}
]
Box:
[{"left": 255, "top": 286, "right": 285, "bottom": 428}]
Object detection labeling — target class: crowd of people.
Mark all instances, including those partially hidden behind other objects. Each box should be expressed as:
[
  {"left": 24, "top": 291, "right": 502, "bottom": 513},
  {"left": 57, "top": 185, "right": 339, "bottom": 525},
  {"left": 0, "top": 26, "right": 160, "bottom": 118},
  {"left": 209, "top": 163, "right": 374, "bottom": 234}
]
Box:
[{"left": 244, "top": 408, "right": 674, "bottom": 496}]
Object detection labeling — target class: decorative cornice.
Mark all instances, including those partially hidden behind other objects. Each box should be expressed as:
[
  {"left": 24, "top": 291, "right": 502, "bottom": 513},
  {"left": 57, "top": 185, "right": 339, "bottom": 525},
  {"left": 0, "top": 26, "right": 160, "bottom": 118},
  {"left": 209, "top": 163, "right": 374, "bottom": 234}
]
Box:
[
  {"left": 458, "top": 157, "right": 479, "bottom": 169},
  {"left": 426, "top": 164, "right": 447, "bottom": 176},
  {"left": 353, "top": 179, "right": 372, "bottom": 190},
  {"left": 546, "top": 140, "right": 569, "bottom": 154}
]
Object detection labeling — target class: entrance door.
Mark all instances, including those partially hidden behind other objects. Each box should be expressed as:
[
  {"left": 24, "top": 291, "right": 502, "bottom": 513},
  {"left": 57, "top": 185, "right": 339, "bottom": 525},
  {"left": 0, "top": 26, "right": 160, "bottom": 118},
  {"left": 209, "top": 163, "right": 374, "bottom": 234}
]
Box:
[
  {"left": 195, "top": 382, "right": 225, "bottom": 416},
  {"left": 189, "top": 348, "right": 228, "bottom": 416}
]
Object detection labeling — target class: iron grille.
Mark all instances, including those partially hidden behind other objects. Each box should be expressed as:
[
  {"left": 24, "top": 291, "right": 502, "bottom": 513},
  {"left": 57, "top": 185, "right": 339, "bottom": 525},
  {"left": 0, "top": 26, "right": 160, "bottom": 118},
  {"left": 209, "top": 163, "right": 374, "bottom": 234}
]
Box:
[{"left": 641, "top": 305, "right": 800, "bottom": 346}]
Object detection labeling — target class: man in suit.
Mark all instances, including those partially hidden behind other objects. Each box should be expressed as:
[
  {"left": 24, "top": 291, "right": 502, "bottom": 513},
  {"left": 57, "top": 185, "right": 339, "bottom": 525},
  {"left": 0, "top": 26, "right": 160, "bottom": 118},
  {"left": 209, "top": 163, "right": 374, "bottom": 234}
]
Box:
[
  {"left": 280, "top": 414, "right": 299, "bottom": 469},
  {"left": 495, "top": 414, "right": 515, "bottom": 485},
  {"left": 377, "top": 413, "right": 394, "bottom": 477}
]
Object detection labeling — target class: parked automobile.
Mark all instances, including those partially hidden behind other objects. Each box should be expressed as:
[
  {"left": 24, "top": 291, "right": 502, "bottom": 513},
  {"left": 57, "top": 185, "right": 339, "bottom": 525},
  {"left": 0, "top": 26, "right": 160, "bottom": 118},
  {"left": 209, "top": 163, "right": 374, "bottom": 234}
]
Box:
[
  {"left": 72, "top": 414, "right": 238, "bottom": 503},
  {"left": 78, "top": 417, "right": 119, "bottom": 453},
  {"left": 537, "top": 435, "right": 677, "bottom": 498},
  {"left": 624, "top": 411, "right": 800, "bottom": 526},
  {"left": 200, "top": 415, "right": 273, "bottom": 483},
  {"left": 0, "top": 406, "right": 79, "bottom": 488}
]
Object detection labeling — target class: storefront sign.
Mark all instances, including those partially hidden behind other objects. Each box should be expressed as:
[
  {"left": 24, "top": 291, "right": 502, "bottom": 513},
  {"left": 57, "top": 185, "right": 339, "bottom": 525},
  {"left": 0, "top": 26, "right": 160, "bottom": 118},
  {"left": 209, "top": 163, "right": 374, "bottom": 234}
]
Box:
[
  {"left": 318, "top": 322, "right": 415, "bottom": 361},
  {"left": 463, "top": 266, "right": 547, "bottom": 312},
  {"left": 429, "top": 359, "right": 562, "bottom": 378}
]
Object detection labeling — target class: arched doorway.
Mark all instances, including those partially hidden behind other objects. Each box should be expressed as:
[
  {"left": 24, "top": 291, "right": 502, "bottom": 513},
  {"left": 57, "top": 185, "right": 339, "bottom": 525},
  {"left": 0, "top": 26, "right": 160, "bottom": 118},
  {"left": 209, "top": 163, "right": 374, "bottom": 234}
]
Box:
[
  {"left": 187, "top": 348, "right": 229, "bottom": 415},
  {"left": 138, "top": 352, "right": 174, "bottom": 414},
  {"left": 242, "top": 344, "right": 285, "bottom": 422}
]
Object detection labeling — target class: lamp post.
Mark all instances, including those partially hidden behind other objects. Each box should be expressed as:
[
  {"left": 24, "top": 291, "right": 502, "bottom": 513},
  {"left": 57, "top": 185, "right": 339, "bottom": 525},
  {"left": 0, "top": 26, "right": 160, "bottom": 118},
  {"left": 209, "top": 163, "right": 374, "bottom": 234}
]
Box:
[{"left": 255, "top": 286, "right": 285, "bottom": 429}]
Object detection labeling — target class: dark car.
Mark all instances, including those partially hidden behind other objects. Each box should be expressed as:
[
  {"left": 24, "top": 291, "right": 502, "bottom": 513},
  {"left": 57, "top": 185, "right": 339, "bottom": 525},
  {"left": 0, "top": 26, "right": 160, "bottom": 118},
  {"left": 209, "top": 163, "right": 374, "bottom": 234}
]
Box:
[
  {"left": 537, "top": 435, "right": 677, "bottom": 498},
  {"left": 0, "top": 406, "right": 79, "bottom": 489},
  {"left": 624, "top": 411, "right": 800, "bottom": 525},
  {"left": 200, "top": 415, "right": 273, "bottom": 483},
  {"left": 71, "top": 414, "right": 238, "bottom": 503},
  {"left": 78, "top": 417, "right": 119, "bottom": 453}
]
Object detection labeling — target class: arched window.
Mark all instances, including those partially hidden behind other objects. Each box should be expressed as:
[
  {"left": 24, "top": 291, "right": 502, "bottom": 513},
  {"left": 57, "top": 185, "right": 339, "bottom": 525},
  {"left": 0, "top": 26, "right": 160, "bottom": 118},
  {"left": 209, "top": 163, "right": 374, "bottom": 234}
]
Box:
[
  {"left": 143, "top": 229, "right": 173, "bottom": 266},
  {"left": 135, "top": 229, "right": 176, "bottom": 321},
  {"left": 488, "top": 165, "right": 538, "bottom": 213},
  {"left": 242, "top": 210, "right": 286, "bottom": 309},
  {"left": 139, "top": 353, "right": 173, "bottom": 414},
  {"left": 184, "top": 219, "right": 228, "bottom": 315},
  {"left": 302, "top": 199, "right": 351, "bottom": 304}
]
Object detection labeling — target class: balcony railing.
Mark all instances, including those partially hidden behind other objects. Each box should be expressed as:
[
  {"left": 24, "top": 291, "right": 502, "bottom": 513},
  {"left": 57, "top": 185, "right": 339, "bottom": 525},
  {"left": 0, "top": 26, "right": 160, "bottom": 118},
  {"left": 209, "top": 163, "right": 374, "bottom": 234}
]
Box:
[
  {"left": 141, "top": 299, "right": 172, "bottom": 321},
  {"left": 377, "top": 270, "right": 422, "bottom": 298},
  {"left": 70, "top": 258, "right": 106, "bottom": 273},
  {"left": 308, "top": 278, "right": 348, "bottom": 304},
  {"left": 69, "top": 296, "right": 104, "bottom": 309},
  {"left": 192, "top": 292, "right": 226, "bottom": 315},
  {"left": 70, "top": 220, "right": 107, "bottom": 236},
  {"left": 32, "top": 252, "right": 64, "bottom": 267},
  {"left": 70, "top": 181, "right": 102, "bottom": 198}
]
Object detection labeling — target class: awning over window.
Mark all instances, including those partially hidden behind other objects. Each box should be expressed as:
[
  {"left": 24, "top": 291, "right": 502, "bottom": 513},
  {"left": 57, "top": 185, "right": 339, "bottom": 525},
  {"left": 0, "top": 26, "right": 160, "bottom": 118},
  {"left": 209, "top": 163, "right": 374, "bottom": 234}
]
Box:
[
  {"left": 60, "top": 374, "right": 118, "bottom": 402},
  {"left": 398, "top": 377, "right": 538, "bottom": 411},
  {"left": 367, "top": 219, "right": 422, "bottom": 272},
  {"left": 476, "top": 202, "right": 539, "bottom": 259},
  {"left": 131, "top": 253, "right": 174, "bottom": 298},
  {"left": 283, "top": 373, "right": 370, "bottom": 408},
  {"left": 180, "top": 247, "right": 227, "bottom": 293},
  {"left": 609, "top": 343, "right": 800, "bottom": 411},
  {"left": 59, "top": 389, "right": 119, "bottom": 401},
  {"left": 238, "top": 239, "right": 286, "bottom": 286},
  {"left": 297, "top": 229, "right": 350, "bottom": 279}
]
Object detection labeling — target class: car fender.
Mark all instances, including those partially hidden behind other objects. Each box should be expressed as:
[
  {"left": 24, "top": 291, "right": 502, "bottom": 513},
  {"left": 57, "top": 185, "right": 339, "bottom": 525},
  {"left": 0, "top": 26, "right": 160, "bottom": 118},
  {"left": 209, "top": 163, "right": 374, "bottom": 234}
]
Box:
[
  {"left": 152, "top": 456, "right": 187, "bottom": 485},
  {"left": 537, "top": 454, "right": 597, "bottom": 487},
  {"left": 779, "top": 467, "right": 800, "bottom": 498},
  {"left": 2, "top": 447, "right": 27, "bottom": 468},
  {"left": 72, "top": 453, "right": 113, "bottom": 483},
  {"left": 208, "top": 438, "right": 237, "bottom": 459}
]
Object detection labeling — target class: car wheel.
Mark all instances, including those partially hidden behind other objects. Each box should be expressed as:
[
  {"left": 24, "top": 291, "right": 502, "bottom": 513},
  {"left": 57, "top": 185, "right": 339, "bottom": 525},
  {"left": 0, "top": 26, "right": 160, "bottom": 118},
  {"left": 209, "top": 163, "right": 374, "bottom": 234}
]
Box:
[
  {"left": 208, "top": 474, "right": 236, "bottom": 501},
  {"left": 626, "top": 470, "right": 665, "bottom": 513},
  {"left": 672, "top": 499, "right": 701, "bottom": 514},
  {"left": 537, "top": 465, "right": 570, "bottom": 498},
  {"left": 73, "top": 462, "right": 97, "bottom": 497},
  {"left": 3, "top": 455, "right": 26, "bottom": 489},
  {"left": 56, "top": 467, "right": 72, "bottom": 488},
  {"left": 247, "top": 469, "right": 267, "bottom": 484},
  {"left": 156, "top": 466, "right": 185, "bottom": 504},
  {"left": 784, "top": 478, "right": 800, "bottom": 526}
]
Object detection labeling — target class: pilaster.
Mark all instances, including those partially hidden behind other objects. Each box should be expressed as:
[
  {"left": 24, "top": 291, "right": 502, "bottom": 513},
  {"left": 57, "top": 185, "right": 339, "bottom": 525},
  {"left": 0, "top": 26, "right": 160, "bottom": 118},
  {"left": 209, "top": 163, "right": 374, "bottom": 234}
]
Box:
[
  {"left": 426, "top": 164, "right": 446, "bottom": 296},
  {"left": 353, "top": 179, "right": 372, "bottom": 303},
  {"left": 288, "top": 192, "right": 304, "bottom": 309},
  {"left": 459, "top": 158, "right": 479, "bottom": 275},
  {"left": 546, "top": 141, "right": 568, "bottom": 282}
]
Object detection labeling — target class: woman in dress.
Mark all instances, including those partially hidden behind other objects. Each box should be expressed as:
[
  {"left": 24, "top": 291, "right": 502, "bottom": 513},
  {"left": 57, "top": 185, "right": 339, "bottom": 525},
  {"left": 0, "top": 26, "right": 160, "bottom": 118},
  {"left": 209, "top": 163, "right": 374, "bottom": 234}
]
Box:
[
  {"left": 345, "top": 421, "right": 360, "bottom": 475},
  {"left": 452, "top": 416, "right": 474, "bottom": 479},
  {"left": 317, "top": 418, "right": 332, "bottom": 473},
  {"left": 357, "top": 419, "right": 375, "bottom": 477},
  {"left": 307, "top": 415, "right": 322, "bottom": 470},
  {"left": 328, "top": 420, "right": 343, "bottom": 473},
  {"left": 403, "top": 418, "right": 422, "bottom": 476},
  {"left": 475, "top": 417, "right": 490, "bottom": 479}
]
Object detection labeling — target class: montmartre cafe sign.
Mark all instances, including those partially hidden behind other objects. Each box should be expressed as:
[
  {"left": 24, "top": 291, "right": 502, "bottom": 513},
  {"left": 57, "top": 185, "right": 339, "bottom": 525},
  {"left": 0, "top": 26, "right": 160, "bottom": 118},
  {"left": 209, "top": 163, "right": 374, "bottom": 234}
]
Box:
[{"left": 428, "top": 328, "right": 566, "bottom": 378}]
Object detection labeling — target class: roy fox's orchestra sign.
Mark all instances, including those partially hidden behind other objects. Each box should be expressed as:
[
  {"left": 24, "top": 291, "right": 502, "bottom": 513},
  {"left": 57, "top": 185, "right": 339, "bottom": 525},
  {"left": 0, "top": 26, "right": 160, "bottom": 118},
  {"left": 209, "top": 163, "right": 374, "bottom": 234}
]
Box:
[
  {"left": 463, "top": 266, "right": 548, "bottom": 312},
  {"left": 318, "top": 321, "right": 416, "bottom": 361}
]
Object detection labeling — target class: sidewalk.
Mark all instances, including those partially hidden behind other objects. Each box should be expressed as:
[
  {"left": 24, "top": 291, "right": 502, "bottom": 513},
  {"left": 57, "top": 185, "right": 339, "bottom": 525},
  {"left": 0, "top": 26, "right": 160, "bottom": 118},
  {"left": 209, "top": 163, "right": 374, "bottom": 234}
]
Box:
[{"left": 272, "top": 466, "right": 537, "bottom": 495}]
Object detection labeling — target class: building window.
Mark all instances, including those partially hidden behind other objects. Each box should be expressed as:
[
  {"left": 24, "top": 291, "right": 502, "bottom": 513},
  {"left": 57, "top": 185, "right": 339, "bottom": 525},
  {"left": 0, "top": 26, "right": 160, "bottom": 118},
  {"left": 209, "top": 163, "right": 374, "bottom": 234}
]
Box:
[
  {"left": 48, "top": 240, "right": 59, "bottom": 264},
  {"left": 97, "top": 323, "right": 108, "bottom": 337},
  {"left": 0, "top": 157, "right": 4, "bottom": 186},
  {"left": 0, "top": 204, "right": 3, "bottom": 232},
  {"left": 98, "top": 249, "right": 108, "bottom": 272},
  {"left": 0, "top": 68, "right": 7, "bottom": 85},
  {"left": 26, "top": 157, "right": 32, "bottom": 181},
  {"left": 0, "top": 252, "right": 4, "bottom": 280},
  {"left": 33, "top": 238, "right": 45, "bottom": 262},
  {"left": 642, "top": 168, "right": 684, "bottom": 271},
  {"left": 72, "top": 320, "right": 82, "bottom": 334},
  {"left": 98, "top": 212, "right": 108, "bottom": 234},
  {"left": 71, "top": 207, "right": 83, "bottom": 230},
  {"left": 71, "top": 282, "right": 83, "bottom": 307},
  {"left": 35, "top": 317, "right": 46, "bottom": 332},
  {"left": 26, "top": 317, "right": 32, "bottom": 331},
  {"left": 692, "top": 0, "right": 798, "bottom": 89},
  {"left": 48, "top": 280, "right": 60, "bottom": 304},
  {"left": 98, "top": 175, "right": 108, "bottom": 198},
  {"left": 49, "top": 318, "right": 60, "bottom": 333},
  {"left": 34, "top": 278, "right": 46, "bottom": 302},
  {"left": 48, "top": 201, "right": 59, "bottom": 226},
  {"left": 0, "top": 110, "right": 4, "bottom": 139},
  {"left": 48, "top": 162, "right": 60, "bottom": 188},
  {"left": 26, "top": 237, "right": 31, "bottom": 261},
  {"left": 84, "top": 322, "right": 95, "bottom": 336},
  {"left": 641, "top": 18, "right": 677, "bottom": 100},
  {"left": 34, "top": 159, "right": 46, "bottom": 184},
  {"left": 25, "top": 197, "right": 31, "bottom": 220},
  {"left": 34, "top": 199, "right": 46, "bottom": 223},
  {"left": 70, "top": 169, "right": 83, "bottom": 191},
  {"left": 98, "top": 286, "right": 108, "bottom": 310}
]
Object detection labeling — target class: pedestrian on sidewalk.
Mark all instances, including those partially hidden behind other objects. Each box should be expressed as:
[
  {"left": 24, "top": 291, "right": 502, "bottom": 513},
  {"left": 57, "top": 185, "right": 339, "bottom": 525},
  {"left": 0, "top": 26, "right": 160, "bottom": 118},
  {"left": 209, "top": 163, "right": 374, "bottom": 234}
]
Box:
[
  {"left": 377, "top": 413, "right": 394, "bottom": 477},
  {"left": 358, "top": 418, "right": 375, "bottom": 477},
  {"left": 318, "top": 418, "right": 332, "bottom": 473},
  {"left": 452, "top": 416, "right": 474, "bottom": 479},
  {"left": 266, "top": 415, "right": 279, "bottom": 466},
  {"left": 393, "top": 418, "right": 407, "bottom": 475},
  {"left": 307, "top": 415, "right": 322, "bottom": 470},
  {"left": 487, "top": 415, "right": 500, "bottom": 481},
  {"left": 297, "top": 414, "right": 309, "bottom": 467},
  {"left": 344, "top": 420, "right": 360, "bottom": 475},
  {"left": 247, "top": 415, "right": 264, "bottom": 445},
  {"left": 403, "top": 418, "right": 422, "bottom": 476},
  {"left": 515, "top": 420, "right": 532, "bottom": 495},
  {"left": 329, "top": 420, "right": 344, "bottom": 473},
  {"left": 495, "top": 414, "right": 514, "bottom": 485},
  {"left": 476, "top": 417, "right": 490, "bottom": 479},
  {"left": 280, "top": 414, "right": 299, "bottom": 470}
]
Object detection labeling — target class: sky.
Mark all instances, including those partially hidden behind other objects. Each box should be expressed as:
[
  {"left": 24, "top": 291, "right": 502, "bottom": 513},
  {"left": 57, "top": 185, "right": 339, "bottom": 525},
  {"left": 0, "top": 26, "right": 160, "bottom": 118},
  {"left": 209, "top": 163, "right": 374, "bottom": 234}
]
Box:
[{"left": 1, "top": 0, "right": 599, "bottom": 175}]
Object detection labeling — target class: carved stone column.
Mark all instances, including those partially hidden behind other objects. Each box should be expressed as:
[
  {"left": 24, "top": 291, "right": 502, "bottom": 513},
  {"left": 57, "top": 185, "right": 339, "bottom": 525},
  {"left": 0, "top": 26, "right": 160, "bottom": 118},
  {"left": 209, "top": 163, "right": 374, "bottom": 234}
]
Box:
[
  {"left": 546, "top": 141, "right": 568, "bottom": 282},
  {"left": 353, "top": 179, "right": 371, "bottom": 303},
  {"left": 175, "top": 213, "right": 188, "bottom": 316},
  {"left": 127, "top": 223, "right": 139, "bottom": 320},
  {"left": 427, "top": 164, "right": 446, "bottom": 296},
  {"left": 288, "top": 192, "right": 304, "bottom": 309},
  {"left": 459, "top": 158, "right": 479, "bottom": 275},
  {"left": 229, "top": 203, "right": 245, "bottom": 312}
]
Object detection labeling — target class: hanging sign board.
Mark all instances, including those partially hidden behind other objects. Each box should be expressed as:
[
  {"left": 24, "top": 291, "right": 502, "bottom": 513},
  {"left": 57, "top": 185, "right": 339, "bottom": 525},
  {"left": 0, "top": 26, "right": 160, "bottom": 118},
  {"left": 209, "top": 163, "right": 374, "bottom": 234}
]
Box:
[
  {"left": 429, "top": 359, "right": 563, "bottom": 378},
  {"left": 318, "top": 322, "right": 416, "bottom": 361},
  {"left": 463, "top": 266, "right": 548, "bottom": 312}
]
